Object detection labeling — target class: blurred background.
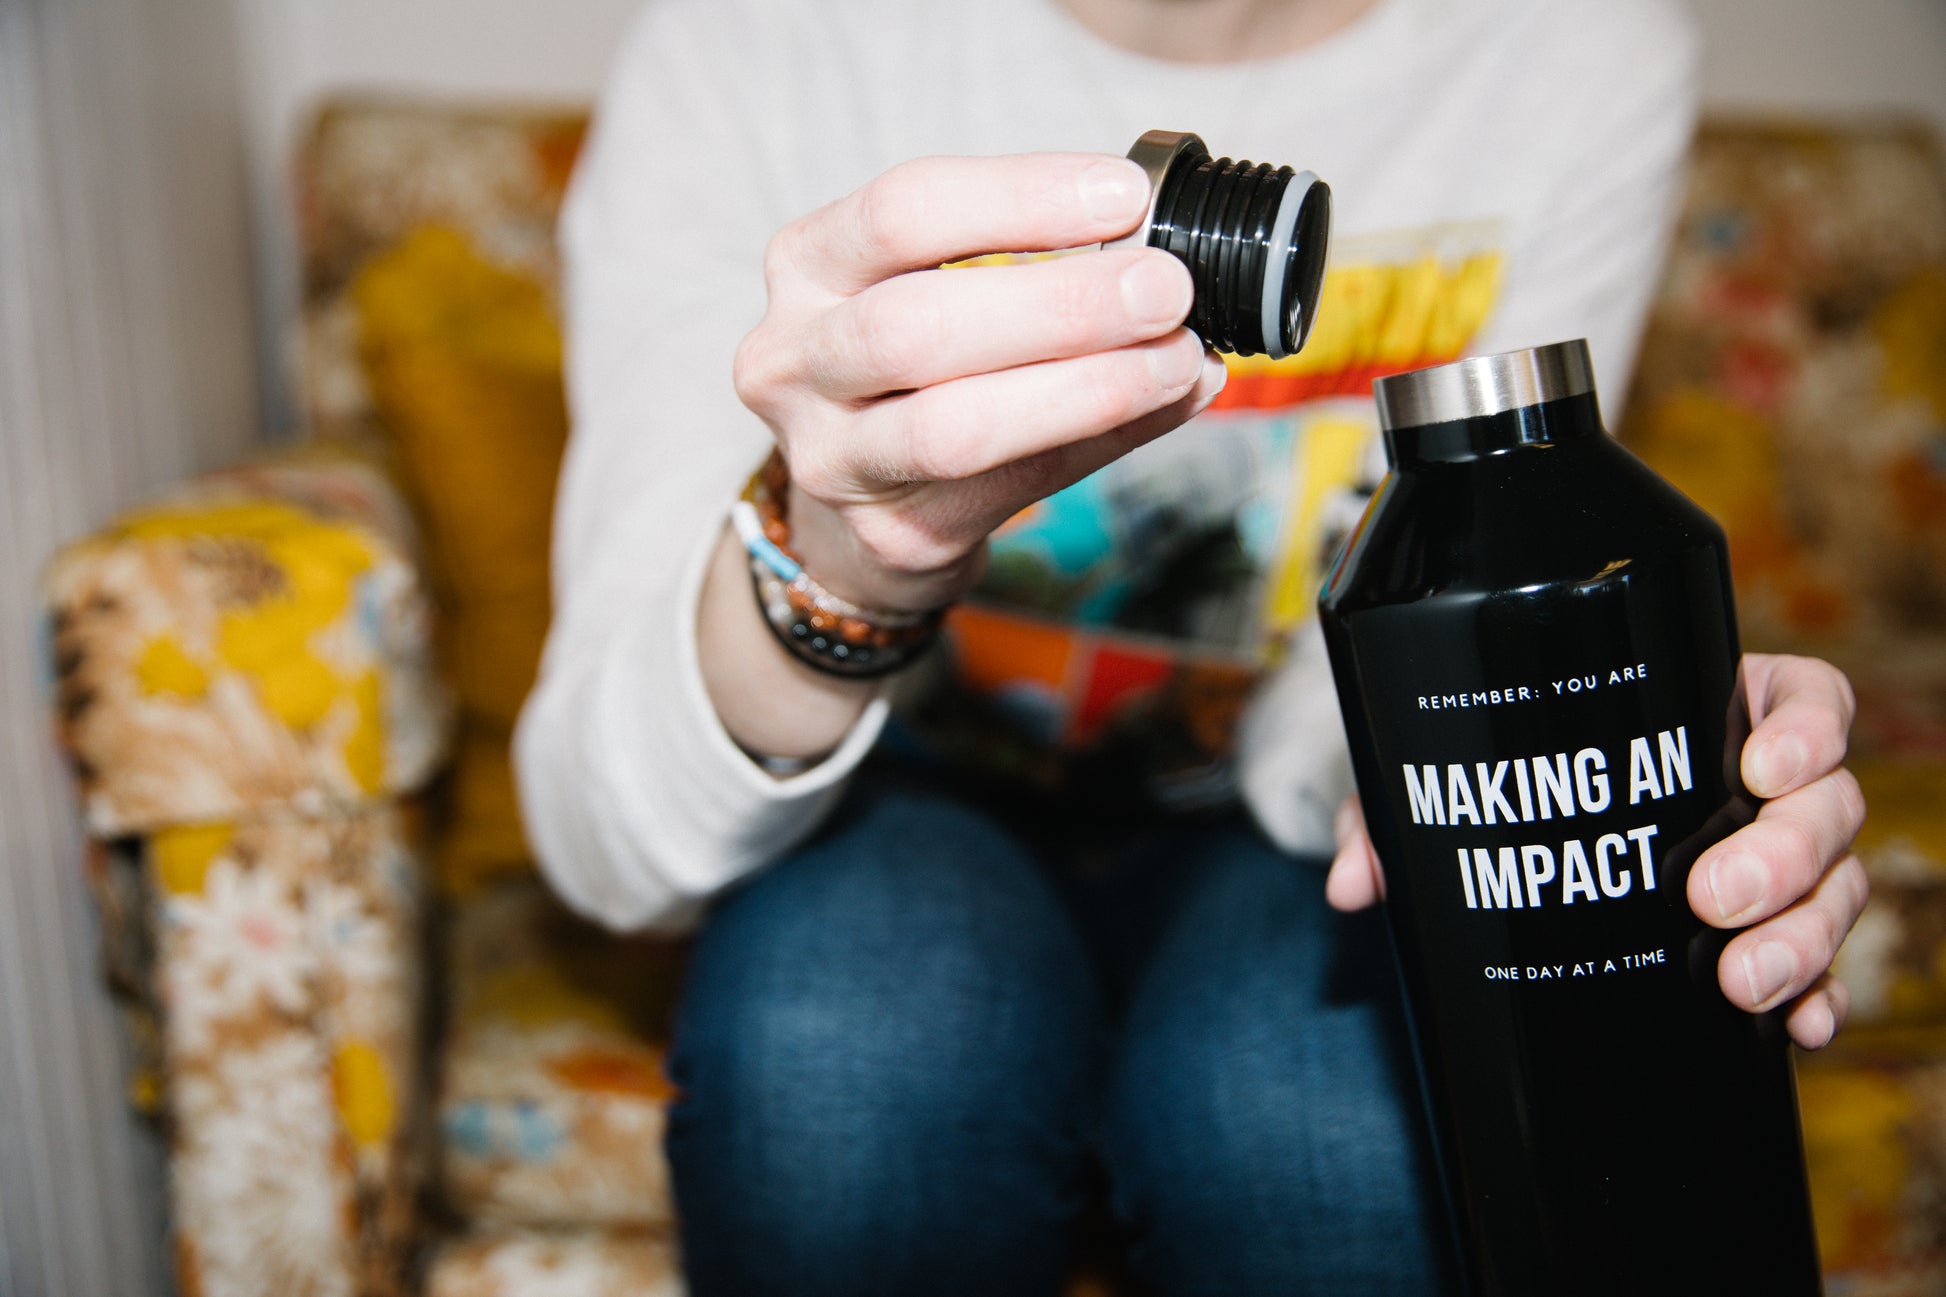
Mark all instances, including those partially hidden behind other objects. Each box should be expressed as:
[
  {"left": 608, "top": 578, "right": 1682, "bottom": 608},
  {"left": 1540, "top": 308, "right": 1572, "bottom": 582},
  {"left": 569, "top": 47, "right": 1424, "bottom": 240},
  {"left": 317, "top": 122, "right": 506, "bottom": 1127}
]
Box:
[{"left": 2, "top": 1, "right": 1943, "bottom": 1295}]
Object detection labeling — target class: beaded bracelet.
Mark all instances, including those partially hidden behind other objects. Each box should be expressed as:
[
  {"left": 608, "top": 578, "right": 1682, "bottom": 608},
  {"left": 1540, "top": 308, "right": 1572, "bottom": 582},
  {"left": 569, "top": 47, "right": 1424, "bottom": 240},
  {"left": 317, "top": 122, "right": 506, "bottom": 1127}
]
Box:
[{"left": 733, "top": 450, "right": 947, "bottom": 680}]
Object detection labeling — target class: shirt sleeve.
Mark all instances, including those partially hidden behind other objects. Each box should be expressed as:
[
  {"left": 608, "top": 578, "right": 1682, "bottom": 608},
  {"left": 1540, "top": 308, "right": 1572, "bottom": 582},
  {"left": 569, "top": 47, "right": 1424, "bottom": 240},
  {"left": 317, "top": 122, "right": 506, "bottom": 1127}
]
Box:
[{"left": 513, "top": 0, "right": 890, "bottom": 933}]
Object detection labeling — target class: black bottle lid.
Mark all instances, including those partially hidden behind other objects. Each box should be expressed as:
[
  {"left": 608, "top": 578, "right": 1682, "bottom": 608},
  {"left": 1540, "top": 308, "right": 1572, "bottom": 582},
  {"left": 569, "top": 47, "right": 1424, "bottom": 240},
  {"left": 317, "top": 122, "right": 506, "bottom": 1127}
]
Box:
[
  {"left": 1107, "top": 130, "right": 1331, "bottom": 360},
  {"left": 1374, "top": 339, "right": 1604, "bottom": 467}
]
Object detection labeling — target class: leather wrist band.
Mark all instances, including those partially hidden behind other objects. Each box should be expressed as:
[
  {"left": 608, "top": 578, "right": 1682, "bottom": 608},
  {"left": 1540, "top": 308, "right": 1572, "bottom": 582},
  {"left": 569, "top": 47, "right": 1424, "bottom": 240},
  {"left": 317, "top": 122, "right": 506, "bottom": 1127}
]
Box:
[{"left": 733, "top": 449, "right": 948, "bottom": 680}]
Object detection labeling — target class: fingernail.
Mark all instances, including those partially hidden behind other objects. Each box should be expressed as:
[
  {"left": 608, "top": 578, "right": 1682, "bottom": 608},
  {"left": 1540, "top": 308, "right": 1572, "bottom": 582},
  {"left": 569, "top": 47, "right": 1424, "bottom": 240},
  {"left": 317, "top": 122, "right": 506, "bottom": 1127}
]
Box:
[
  {"left": 1188, "top": 357, "right": 1229, "bottom": 417},
  {"left": 1706, "top": 852, "right": 1766, "bottom": 922},
  {"left": 1201, "top": 353, "right": 1229, "bottom": 394},
  {"left": 1742, "top": 942, "right": 1798, "bottom": 1008},
  {"left": 1080, "top": 159, "right": 1149, "bottom": 224},
  {"left": 1751, "top": 733, "right": 1807, "bottom": 796},
  {"left": 1148, "top": 335, "right": 1202, "bottom": 388},
  {"left": 1120, "top": 255, "right": 1192, "bottom": 325}
]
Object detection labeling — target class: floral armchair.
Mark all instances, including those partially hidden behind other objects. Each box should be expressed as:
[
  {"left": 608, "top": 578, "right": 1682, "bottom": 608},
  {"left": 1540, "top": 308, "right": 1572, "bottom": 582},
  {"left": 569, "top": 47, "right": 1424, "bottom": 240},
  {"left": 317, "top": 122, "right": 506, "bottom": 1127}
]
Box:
[
  {"left": 41, "top": 100, "right": 1946, "bottom": 1296},
  {"left": 48, "top": 103, "right": 686, "bottom": 1297}
]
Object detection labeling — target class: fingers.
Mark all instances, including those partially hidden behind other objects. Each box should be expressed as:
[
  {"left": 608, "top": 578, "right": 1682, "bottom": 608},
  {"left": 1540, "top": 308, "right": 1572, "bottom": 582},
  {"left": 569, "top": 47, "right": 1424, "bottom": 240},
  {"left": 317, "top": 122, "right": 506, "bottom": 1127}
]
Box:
[
  {"left": 1741, "top": 653, "right": 1855, "bottom": 798},
  {"left": 1689, "top": 765, "right": 1866, "bottom": 929},
  {"left": 1716, "top": 853, "right": 1869, "bottom": 1017},
  {"left": 1326, "top": 795, "right": 1385, "bottom": 912},
  {"left": 816, "top": 354, "right": 1226, "bottom": 584},
  {"left": 1783, "top": 974, "right": 1851, "bottom": 1050},
  {"left": 779, "top": 153, "right": 1151, "bottom": 296},
  {"left": 1712, "top": 652, "right": 1867, "bottom": 1044},
  {"left": 995, "top": 354, "right": 1228, "bottom": 507},
  {"left": 811, "top": 248, "right": 1193, "bottom": 400},
  {"left": 843, "top": 328, "right": 1211, "bottom": 486}
]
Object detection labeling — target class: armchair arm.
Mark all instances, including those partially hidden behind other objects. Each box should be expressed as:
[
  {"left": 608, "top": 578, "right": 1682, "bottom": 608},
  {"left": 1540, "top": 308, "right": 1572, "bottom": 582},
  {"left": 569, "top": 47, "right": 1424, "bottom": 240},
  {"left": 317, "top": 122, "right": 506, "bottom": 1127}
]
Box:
[
  {"left": 43, "top": 443, "right": 451, "bottom": 836},
  {"left": 42, "top": 444, "right": 447, "bottom": 1296},
  {"left": 146, "top": 805, "right": 424, "bottom": 1297}
]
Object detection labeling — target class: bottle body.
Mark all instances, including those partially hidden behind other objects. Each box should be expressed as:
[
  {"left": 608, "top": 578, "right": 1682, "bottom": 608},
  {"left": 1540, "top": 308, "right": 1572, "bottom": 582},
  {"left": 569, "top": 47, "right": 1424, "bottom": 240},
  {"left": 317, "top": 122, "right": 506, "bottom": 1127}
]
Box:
[{"left": 1318, "top": 353, "right": 1820, "bottom": 1294}]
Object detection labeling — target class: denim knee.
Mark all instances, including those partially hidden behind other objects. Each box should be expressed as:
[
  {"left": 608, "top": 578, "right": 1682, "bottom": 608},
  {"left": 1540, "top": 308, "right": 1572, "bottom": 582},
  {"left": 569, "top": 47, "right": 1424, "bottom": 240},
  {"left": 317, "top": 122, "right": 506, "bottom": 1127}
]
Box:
[
  {"left": 1100, "top": 823, "right": 1455, "bottom": 1297},
  {"left": 666, "top": 783, "right": 1100, "bottom": 1297}
]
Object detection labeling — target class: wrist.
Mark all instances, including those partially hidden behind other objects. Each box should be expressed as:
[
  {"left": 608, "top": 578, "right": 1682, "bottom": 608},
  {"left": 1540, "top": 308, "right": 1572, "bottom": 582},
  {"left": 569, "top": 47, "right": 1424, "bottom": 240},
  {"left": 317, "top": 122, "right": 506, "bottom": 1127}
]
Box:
[
  {"left": 734, "top": 450, "right": 958, "bottom": 680},
  {"left": 786, "top": 479, "right": 986, "bottom": 612},
  {"left": 699, "top": 527, "right": 879, "bottom": 764}
]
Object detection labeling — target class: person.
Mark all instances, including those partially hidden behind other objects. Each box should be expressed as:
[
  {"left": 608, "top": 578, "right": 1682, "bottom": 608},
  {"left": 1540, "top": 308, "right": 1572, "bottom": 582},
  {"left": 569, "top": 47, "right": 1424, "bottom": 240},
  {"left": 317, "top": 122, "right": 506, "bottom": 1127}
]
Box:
[{"left": 514, "top": 0, "right": 1871, "bottom": 1291}]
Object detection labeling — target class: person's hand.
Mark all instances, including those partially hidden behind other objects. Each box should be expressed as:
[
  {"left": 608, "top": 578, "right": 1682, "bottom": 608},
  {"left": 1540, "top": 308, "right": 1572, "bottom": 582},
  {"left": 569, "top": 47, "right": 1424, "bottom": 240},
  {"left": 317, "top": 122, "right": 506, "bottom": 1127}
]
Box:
[
  {"left": 1326, "top": 653, "right": 1868, "bottom": 1050},
  {"left": 733, "top": 153, "right": 1228, "bottom": 613}
]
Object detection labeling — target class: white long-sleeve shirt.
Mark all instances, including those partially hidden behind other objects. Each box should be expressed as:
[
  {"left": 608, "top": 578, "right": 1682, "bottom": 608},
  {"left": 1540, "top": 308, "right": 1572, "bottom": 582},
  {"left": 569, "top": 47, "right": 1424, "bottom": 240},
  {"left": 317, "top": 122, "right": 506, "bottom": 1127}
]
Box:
[{"left": 514, "top": 0, "right": 1701, "bottom": 930}]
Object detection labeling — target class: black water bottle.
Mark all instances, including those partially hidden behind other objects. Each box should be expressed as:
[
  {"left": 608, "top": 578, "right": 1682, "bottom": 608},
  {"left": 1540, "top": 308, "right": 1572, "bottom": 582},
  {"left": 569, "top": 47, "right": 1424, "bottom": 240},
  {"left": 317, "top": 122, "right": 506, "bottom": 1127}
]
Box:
[{"left": 1318, "top": 341, "right": 1821, "bottom": 1295}]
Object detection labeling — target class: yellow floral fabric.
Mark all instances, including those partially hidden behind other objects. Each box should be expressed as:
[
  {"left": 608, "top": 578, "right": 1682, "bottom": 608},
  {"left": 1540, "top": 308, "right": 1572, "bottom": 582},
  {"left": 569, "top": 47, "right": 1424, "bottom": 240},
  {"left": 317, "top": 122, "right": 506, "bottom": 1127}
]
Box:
[
  {"left": 1621, "top": 122, "right": 1946, "bottom": 757},
  {"left": 148, "top": 807, "right": 423, "bottom": 1297},
  {"left": 353, "top": 225, "right": 566, "bottom": 740},
  {"left": 438, "top": 886, "right": 684, "bottom": 1227},
  {"left": 351, "top": 226, "right": 567, "bottom": 893},
  {"left": 426, "top": 1230, "right": 684, "bottom": 1297},
  {"left": 299, "top": 100, "right": 586, "bottom": 893},
  {"left": 44, "top": 450, "right": 448, "bottom": 835}
]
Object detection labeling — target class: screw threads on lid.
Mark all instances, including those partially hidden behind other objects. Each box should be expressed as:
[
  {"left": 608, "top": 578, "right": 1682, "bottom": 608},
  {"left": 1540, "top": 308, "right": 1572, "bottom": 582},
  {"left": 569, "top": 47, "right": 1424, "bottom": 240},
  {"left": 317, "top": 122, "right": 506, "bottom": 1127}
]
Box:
[
  {"left": 1114, "top": 132, "right": 1331, "bottom": 361},
  {"left": 1159, "top": 154, "right": 1289, "bottom": 355}
]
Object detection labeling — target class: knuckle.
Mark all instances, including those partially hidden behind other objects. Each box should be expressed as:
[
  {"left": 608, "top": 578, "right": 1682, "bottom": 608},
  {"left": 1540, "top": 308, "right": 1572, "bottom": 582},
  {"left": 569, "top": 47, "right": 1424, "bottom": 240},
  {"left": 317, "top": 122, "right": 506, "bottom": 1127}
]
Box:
[
  {"left": 902, "top": 432, "right": 966, "bottom": 485},
  {"left": 1769, "top": 816, "right": 1823, "bottom": 882},
  {"left": 1828, "top": 766, "right": 1868, "bottom": 837},
  {"left": 899, "top": 397, "right": 985, "bottom": 483},
  {"left": 1836, "top": 853, "right": 1872, "bottom": 918},
  {"left": 732, "top": 329, "right": 782, "bottom": 409},
  {"left": 848, "top": 295, "right": 932, "bottom": 385},
  {"left": 1076, "top": 358, "right": 1145, "bottom": 430},
  {"left": 762, "top": 222, "right": 806, "bottom": 291},
  {"left": 1816, "top": 899, "right": 1850, "bottom": 965},
  {"left": 1041, "top": 262, "right": 1110, "bottom": 352},
  {"left": 855, "top": 165, "right": 929, "bottom": 262}
]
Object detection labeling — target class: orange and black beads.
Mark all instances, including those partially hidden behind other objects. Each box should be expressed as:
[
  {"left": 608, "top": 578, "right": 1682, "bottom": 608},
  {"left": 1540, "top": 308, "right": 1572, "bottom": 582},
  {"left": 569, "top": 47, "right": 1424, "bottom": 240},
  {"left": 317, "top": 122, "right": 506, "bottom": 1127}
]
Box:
[{"left": 732, "top": 450, "right": 945, "bottom": 679}]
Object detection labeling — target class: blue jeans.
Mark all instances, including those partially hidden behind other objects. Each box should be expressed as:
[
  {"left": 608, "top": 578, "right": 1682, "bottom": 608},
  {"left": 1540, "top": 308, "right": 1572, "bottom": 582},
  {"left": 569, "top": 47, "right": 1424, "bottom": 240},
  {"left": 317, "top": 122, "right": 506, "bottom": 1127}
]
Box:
[{"left": 665, "top": 768, "right": 1457, "bottom": 1296}]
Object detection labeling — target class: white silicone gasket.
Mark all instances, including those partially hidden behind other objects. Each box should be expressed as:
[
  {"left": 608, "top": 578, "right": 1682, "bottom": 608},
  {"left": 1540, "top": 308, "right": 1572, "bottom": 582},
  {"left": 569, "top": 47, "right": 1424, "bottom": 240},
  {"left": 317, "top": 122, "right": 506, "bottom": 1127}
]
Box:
[{"left": 1259, "top": 170, "right": 1320, "bottom": 361}]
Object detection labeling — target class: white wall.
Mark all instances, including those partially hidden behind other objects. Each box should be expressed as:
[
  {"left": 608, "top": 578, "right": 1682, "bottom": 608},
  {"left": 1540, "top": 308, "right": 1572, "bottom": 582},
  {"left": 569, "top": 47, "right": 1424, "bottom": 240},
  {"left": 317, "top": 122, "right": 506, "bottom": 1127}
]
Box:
[
  {"left": 1691, "top": 0, "right": 1946, "bottom": 131},
  {"left": 0, "top": 0, "right": 259, "bottom": 1293}
]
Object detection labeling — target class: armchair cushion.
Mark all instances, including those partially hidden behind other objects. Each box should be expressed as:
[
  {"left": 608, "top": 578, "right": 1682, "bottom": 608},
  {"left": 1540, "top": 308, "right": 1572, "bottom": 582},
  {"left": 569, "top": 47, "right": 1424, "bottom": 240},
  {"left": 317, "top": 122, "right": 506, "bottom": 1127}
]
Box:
[
  {"left": 439, "top": 885, "right": 683, "bottom": 1228},
  {"left": 351, "top": 226, "right": 568, "bottom": 893},
  {"left": 301, "top": 101, "right": 586, "bottom": 894}
]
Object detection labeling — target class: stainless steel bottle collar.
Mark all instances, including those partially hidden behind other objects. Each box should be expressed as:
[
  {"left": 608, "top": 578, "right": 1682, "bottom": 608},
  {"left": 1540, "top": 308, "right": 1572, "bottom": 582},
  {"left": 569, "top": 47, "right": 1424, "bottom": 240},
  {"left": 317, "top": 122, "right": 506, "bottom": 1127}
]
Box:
[{"left": 1374, "top": 339, "right": 1596, "bottom": 430}]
